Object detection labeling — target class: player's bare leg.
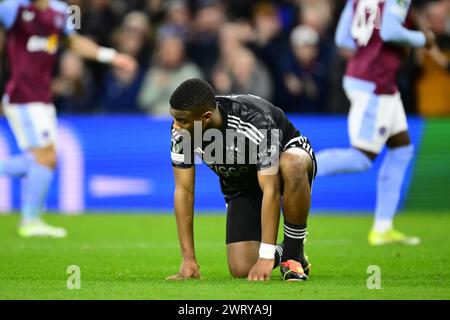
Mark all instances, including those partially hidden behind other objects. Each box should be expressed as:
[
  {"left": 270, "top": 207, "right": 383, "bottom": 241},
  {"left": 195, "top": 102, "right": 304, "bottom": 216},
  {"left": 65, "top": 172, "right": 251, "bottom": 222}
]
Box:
[
  {"left": 226, "top": 241, "right": 260, "bottom": 278},
  {"left": 278, "top": 148, "right": 313, "bottom": 281},
  {"left": 386, "top": 130, "right": 410, "bottom": 148},
  {"left": 369, "top": 130, "right": 419, "bottom": 245},
  {"left": 227, "top": 240, "right": 285, "bottom": 278},
  {"left": 355, "top": 148, "right": 377, "bottom": 161},
  {"left": 352, "top": 130, "right": 410, "bottom": 160},
  {"left": 31, "top": 144, "right": 57, "bottom": 170}
]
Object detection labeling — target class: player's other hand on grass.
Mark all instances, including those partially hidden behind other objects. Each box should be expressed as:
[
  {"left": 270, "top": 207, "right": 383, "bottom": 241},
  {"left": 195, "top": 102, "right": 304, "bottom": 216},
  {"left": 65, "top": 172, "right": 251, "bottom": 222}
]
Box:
[
  {"left": 112, "top": 53, "right": 138, "bottom": 73},
  {"left": 247, "top": 258, "right": 274, "bottom": 281},
  {"left": 166, "top": 257, "right": 201, "bottom": 280}
]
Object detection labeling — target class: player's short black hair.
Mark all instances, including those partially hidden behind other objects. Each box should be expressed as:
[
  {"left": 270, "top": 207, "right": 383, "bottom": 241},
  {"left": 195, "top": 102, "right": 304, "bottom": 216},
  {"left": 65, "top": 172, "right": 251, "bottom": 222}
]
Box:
[{"left": 170, "top": 78, "right": 216, "bottom": 113}]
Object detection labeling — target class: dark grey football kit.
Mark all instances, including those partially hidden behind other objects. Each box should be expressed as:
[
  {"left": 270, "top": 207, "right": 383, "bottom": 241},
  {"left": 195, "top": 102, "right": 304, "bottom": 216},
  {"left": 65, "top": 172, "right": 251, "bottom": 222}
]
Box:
[{"left": 171, "top": 94, "right": 317, "bottom": 244}]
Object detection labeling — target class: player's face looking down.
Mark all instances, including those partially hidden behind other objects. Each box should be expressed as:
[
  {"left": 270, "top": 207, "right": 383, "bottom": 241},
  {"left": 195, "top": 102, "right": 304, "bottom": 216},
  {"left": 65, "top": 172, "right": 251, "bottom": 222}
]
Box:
[{"left": 170, "top": 107, "right": 214, "bottom": 134}]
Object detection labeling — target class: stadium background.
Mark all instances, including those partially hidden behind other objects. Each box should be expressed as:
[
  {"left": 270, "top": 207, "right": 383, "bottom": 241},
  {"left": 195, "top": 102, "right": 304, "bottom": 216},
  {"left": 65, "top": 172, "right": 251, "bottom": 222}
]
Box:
[
  {"left": 0, "top": 0, "right": 449, "bottom": 214},
  {"left": 1, "top": 116, "right": 449, "bottom": 213}
]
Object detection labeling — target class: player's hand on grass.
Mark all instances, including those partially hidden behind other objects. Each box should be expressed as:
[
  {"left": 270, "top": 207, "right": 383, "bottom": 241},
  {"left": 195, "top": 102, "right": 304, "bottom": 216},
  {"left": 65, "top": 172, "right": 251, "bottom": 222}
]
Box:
[
  {"left": 112, "top": 53, "right": 138, "bottom": 73},
  {"left": 247, "top": 258, "right": 274, "bottom": 281},
  {"left": 166, "top": 257, "right": 201, "bottom": 280}
]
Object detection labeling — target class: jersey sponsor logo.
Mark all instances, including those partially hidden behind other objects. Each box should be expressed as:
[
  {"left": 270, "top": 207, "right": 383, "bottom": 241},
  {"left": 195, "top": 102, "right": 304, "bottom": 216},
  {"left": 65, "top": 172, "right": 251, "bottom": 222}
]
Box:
[
  {"left": 26, "top": 34, "right": 59, "bottom": 54},
  {"left": 211, "top": 164, "right": 250, "bottom": 178}
]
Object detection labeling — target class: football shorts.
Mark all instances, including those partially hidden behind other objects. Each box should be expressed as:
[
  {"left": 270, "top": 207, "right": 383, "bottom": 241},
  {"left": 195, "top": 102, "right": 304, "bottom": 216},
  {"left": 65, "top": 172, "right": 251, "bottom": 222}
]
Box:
[
  {"left": 3, "top": 102, "right": 57, "bottom": 151},
  {"left": 345, "top": 90, "right": 409, "bottom": 154}
]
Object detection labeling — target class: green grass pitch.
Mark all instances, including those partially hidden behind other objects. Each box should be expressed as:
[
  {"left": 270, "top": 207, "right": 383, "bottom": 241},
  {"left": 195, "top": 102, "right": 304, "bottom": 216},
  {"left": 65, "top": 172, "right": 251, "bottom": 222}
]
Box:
[{"left": 0, "top": 212, "right": 449, "bottom": 300}]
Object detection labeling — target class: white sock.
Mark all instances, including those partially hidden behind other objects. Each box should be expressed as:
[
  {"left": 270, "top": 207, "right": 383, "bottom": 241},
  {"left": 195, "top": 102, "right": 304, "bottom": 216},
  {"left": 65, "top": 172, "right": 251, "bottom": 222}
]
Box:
[{"left": 372, "top": 219, "right": 393, "bottom": 233}]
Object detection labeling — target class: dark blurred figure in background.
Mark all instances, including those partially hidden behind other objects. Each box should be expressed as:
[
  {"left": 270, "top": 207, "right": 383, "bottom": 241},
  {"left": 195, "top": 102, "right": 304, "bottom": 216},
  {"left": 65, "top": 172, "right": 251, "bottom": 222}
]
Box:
[
  {"left": 157, "top": 0, "right": 192, "bottom": 40},
  {"left": 414, "top": 0, "right": 450, "bottom": 116},
  {"left": 0, "top": 27, "right": 6, "bottom": 113},
  {"left": 4, "top": 0, "right": 444, "bottom": 116},
  {"left": 280, "top": 25, "right": 328, "bottom": 113},
  {"left": 52, "top": 51, "right": 96, "bottom": 114},
  {"left": 185, "top": 4, "right": 224, "bottom": 82},
  {"left": 248, "top": 2, "right": 290, "bottom": 108},
  {"left": 212, "top": 23, "right": 273, "bottom": 100},
  {"left": 98, "top": 11, "right": 150, "bottom": 113},
  {"left": 75, "top": 0, "right": 118, "bottom": 47},
  {"left": 138, "top": 34, "right": 202, "bottom": 116}
]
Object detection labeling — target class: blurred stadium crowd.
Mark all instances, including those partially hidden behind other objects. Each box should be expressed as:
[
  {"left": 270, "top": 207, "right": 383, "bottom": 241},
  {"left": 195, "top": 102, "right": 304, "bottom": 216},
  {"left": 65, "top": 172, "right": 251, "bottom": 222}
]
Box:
[{"left": 0, "top": 0, "right": 449, "bottom": 116}]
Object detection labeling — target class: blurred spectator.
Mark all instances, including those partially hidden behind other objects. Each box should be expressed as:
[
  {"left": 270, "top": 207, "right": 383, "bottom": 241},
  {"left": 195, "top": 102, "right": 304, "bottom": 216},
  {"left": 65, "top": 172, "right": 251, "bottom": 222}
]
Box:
[
  {"left": 1, "top": 0, "right": 443, "bottom": 115},
  {"left": 144, "top": 0, "right": 170, "bottom": 27},
  {"left": 157, "top": 0, "right": 192, "bottom": 40},
  {"left": 77, "top": 0, "right": 118, "bottom": 47},
  {"left": 325, "top": 53, "right": 351, "bottom": 113},
  {"left": 186, "top": 4, "right": 224, "bottom": 81},
  {"left": 138, "top": 35, "right": 202, "bottom": 116},
  {"left": 112, "top": 11, "right": 152, "bottom": 67},
  {"left": 248, "top": 2, "right": 290, "bottom": 107},
  {"left": 219, "top": 22, "right": 254, "bottom": 52},
  {"left": 225, "top": 0, "right": 255, "bottom": 20},
  {"left": 280, "top": 25, "right": 328, "bottom": 113},
  {"left": 52, "top": 51, "right": 96, "bottom": 114},
  {"left": 298, "top": 0, "right": 333, "bottom": 36},
  {"left": 415, "top": 0, "right": 450, "bottom": 116},
  {"left": 212, "top": 46, "right": 273, "bottom": 100},
  {"left": 0, "top": 27, "right": 6, "bottom": 115},
  {"left": 98, "top": 67, "right": 145, "bottom": 114},
  {"left": 98, "top": 12, "right": 150, "bottom": 114},
  {"left": 298, "top": 0, "right": 336, "bottom": 74}
]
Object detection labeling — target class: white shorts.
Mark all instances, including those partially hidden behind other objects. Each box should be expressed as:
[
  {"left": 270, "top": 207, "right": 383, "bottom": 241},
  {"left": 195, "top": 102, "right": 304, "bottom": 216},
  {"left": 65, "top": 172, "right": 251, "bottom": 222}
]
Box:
[
  {"left": 346, "top": 90, "right": 408, "bottom": 154},
  {"left": 2, "top": 102, "right": 57, "bottom": 151}
]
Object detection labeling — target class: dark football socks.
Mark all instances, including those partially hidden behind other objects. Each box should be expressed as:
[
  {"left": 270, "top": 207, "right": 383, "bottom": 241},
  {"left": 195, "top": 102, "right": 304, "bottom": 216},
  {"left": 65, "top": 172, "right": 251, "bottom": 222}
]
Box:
[{"left": 282, "top": 221, "right": 307, "bottom": 264}]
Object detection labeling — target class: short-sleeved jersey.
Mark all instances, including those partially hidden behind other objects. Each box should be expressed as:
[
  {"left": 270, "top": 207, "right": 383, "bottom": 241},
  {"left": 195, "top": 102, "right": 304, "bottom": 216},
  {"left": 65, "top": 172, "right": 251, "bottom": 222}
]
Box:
[
  {"left": 345, "top": 0, "right": 412, "bottom": 94},
  {"left": 0, "top": 0, "right": 75, "bottom": 104},
  {"left": 171, "top": 94, "right": 304, "bottom": 199}
]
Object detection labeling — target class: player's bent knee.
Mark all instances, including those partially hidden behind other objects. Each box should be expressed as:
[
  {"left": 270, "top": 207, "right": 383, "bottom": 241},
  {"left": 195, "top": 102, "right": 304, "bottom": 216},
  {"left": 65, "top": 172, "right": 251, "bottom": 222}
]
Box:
[
  {"left": 226, "top": 241, "right": 259, "bottom": 278},
  {"left": 227, "top": 255, "right": 256, "bottom": 278},
  {"left": 228, "top": 263, "right": 252, "bottom": 278},
  {"left": 41, "top": 153, "right": 57, "bottom": 169},
  {"left": 280, "top": 150, "right": 312, "bottom": 183}
]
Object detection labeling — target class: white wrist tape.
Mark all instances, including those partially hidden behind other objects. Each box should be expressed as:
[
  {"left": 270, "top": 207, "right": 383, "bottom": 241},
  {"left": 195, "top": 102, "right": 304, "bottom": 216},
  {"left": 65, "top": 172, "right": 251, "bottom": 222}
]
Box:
[
  {"left": 259, "top": 243, "right": 276, "bottom": 259},
  {"left": 96, "top": 47, "right": 117, "bottom": 63}
]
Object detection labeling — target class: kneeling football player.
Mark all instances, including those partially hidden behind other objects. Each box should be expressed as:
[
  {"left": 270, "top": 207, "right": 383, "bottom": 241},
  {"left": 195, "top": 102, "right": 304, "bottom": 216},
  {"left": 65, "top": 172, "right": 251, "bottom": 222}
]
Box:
[{"left": 167, "top": 79, "right": 316, "bottom": 281}]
